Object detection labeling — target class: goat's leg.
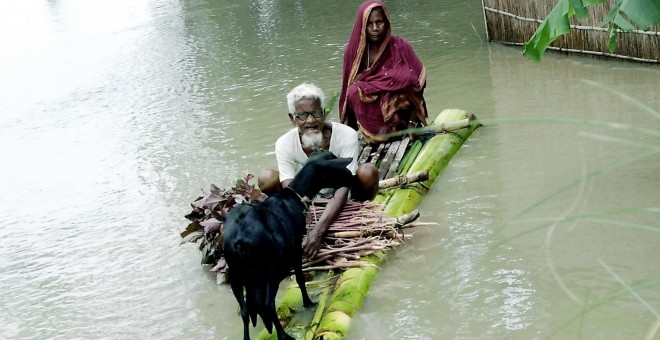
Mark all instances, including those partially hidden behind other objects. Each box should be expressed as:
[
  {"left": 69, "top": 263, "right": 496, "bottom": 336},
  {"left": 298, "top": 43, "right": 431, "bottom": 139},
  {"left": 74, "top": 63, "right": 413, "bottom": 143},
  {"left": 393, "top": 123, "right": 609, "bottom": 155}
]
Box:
[
  {"left": 264, "top": 281, "right": 294, "bottom": 340},
  {"left": 230, "top": 280, "right": 251, "bottom": 340},
  {"left": 294, "top": 261, "right": 314, "bottom": 307},
  {"left": 270, "top": 308, "right": 293, "bottom": 340}
]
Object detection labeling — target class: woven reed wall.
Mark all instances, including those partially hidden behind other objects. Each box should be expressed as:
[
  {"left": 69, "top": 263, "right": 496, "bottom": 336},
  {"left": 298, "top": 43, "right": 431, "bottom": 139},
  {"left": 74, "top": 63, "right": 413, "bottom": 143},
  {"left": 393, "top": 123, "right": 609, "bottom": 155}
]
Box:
[{"left": 482, "top": 0, "right": 660, "bottom": 63}]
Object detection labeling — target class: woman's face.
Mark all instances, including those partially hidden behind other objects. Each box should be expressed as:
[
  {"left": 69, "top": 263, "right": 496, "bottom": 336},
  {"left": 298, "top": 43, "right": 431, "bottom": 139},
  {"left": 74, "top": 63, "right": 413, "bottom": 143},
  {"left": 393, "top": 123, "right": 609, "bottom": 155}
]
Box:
[{"left": 365, "top": 8, "right": 387, "bottom": 43}]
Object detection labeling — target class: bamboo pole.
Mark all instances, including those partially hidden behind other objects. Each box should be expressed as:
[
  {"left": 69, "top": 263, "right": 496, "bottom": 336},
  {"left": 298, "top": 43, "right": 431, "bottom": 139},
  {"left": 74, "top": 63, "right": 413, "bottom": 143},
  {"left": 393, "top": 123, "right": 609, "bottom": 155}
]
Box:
[
  {"left": 481, "top": 0, "right": 490, "bottom": 41},
  {"left": 382, "top": 115, "right": 478, "bottom": 139},
  {"left": 492, "top": 40, "right": 660, "bottom": 64}
]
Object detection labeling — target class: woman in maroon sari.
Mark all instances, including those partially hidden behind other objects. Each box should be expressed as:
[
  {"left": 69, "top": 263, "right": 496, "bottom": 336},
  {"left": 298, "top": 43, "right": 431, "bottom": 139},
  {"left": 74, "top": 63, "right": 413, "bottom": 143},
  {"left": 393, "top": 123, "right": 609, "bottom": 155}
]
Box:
[{"left": 339, "top": 0, "right": 428, "bottom": 143}]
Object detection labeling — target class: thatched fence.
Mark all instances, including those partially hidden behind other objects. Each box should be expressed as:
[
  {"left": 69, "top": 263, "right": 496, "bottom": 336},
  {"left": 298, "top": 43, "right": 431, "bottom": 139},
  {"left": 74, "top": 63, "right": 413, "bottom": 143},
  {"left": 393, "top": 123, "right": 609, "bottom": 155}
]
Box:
[{"left": 482, "top": 0, "right": 660, "bottom": 63}]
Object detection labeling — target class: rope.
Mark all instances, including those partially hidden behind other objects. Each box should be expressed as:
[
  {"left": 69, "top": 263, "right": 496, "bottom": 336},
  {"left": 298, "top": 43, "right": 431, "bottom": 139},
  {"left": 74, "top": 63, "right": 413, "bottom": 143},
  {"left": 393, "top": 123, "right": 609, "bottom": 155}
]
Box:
[{"left": 284, "top": 186, "right": 312, "bottom": 209}]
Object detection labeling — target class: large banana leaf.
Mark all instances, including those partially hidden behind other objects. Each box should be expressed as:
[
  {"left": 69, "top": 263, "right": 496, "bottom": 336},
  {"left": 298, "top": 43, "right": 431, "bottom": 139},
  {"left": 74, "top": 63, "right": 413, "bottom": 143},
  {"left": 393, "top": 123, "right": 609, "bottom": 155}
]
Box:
[{"left": 523, "top": 0, "right": 660, "bottom": 61}]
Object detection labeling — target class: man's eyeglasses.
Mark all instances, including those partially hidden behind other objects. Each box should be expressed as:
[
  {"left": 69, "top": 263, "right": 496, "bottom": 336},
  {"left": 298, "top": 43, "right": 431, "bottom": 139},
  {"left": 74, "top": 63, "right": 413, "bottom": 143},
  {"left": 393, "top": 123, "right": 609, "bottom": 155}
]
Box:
[{"left": 293, "top": 109, "right": 326, "bottom": 121}]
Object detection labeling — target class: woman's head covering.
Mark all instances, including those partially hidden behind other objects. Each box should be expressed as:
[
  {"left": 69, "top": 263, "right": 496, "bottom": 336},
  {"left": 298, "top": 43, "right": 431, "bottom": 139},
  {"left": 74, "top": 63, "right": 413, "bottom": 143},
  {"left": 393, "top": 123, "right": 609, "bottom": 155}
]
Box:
[
  {"left": 345, "top": 1, "right": 391, "bottom": 82},
  {"left": 340, "top": 1, "right": 390, "bottom": 124}
]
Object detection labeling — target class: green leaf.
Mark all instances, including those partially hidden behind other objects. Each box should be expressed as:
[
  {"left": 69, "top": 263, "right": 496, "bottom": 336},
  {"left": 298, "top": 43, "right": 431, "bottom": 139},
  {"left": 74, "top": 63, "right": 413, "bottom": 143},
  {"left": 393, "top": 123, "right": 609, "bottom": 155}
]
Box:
[
  {"left": 569, "top": 0, "right": 588, "bottom": 19},
  {"left": 523, "top": 0, "right": 573, "bottom": 61},
  {"left": 324, "top": 92, "right": 339, "bottom": 117},
  {"left": 613, "top": 15, "right": 637, "bottom": 31},
  {"left": 601, "top": 0, "right": 624, "bottom": 26},
  {"left": 601, "top": 0, "right": 660, "bottom": 53},
  {"left": 620, "top": 0, "right": 660, "bottom": 29},
  {"left": 525, "top": 0, "right": 660, "bottom": 60},
  {"left": 608, "top": 26, "right": 619, "bottom": 53}
]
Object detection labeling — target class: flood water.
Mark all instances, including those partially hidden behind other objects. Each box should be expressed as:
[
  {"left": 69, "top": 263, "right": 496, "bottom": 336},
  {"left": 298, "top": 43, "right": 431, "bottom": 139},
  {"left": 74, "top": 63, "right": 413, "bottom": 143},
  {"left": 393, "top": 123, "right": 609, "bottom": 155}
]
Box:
[{"left": 1, "top": 0, "right": 658, "bottom": 339}]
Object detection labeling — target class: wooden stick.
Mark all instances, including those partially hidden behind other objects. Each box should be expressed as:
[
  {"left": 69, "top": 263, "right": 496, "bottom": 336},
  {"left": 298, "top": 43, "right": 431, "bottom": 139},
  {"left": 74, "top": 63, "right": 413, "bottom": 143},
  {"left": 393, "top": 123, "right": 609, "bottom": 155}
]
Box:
[
  {"left": 325, "top": 230, "right": 365, "bottom": 238},
  {"left": 383, "top": 116, "right": 478, "bottom": 139},
  {"left": 378, "top": 139, "right": 401, "bottom": 180},
  {"left": 396, "top": 210, "right": 421, "bottom": 225},
  {"left": 385, "top": 136, "right": 411, "bottom": 179},
  {"left": 302, "top": 261, "right": 376, "bottom": 272},
  {"left": 358, "top": 144, "right": 372, "bottom": 164},
  {"left": 378, "top": 170, "right": 429, "bottom": 189},
  {"left": 318, "top": 244, "right": 386, "bottom": 256},
  {"left": 370, "top": 143, "right": 386, "bottom": 165}
]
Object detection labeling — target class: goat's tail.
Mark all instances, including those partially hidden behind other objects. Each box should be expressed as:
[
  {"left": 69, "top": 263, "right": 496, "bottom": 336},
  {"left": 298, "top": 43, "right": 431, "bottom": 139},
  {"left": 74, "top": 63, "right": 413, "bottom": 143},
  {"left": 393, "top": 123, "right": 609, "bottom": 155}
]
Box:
[
  {"left": 234, "top": 240, "right": 258, "bottom": 326},
  {"left": 257, "top": 284, "right": 275, "bottom": 333},
  {"left": 233, "top": 240, "right": 274, "bottom": 330},
  {"left": 245, "top": 282, "right": 275, "bottom": 331},
  {"left": 245, "top": 284, "right": 259, "bottom": 327}
]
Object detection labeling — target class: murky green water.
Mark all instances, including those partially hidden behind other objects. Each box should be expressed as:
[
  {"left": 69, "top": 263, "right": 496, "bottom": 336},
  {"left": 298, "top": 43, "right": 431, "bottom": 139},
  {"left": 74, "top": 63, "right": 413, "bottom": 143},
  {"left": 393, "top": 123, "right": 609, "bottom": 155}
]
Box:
[{"left": 1, "top": 1, "right": 658, "bottom": 339}]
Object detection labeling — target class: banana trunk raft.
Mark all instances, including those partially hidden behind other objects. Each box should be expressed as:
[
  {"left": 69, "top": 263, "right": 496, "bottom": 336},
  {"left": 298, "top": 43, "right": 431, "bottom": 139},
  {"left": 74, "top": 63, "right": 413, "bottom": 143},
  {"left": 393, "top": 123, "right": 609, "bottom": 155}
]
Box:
[
  {"left": 181, "top": 109, "right": 479, "bottom": 339},
  {"left": 254, "top": 109, "right": 480, "bottom": 339}
]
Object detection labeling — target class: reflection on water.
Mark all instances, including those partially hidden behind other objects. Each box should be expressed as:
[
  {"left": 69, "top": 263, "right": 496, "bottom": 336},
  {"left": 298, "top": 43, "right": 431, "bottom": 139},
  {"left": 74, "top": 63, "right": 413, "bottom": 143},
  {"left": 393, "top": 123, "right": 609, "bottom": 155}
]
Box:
[{"left": 0, "top": 0, "right": 658, "bottom": 339}]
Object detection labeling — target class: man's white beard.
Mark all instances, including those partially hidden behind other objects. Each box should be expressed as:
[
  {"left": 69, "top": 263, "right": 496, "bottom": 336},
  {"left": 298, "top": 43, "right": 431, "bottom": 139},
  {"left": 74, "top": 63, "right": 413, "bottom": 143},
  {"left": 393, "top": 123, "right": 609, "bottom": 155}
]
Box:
[{"left": 301, "top": 131, "right": 323, "bottom": 149}]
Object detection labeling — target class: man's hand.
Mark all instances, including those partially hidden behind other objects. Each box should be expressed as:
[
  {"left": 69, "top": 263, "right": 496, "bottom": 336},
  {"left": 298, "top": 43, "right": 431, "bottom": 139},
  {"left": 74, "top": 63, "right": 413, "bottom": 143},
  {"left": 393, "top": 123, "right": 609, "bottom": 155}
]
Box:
[
  {"left": 302, "top": 187, "right": 349, "bottom": 259},
  {"left": 303, "top": 226, "right": 323, "bottom": 259}
]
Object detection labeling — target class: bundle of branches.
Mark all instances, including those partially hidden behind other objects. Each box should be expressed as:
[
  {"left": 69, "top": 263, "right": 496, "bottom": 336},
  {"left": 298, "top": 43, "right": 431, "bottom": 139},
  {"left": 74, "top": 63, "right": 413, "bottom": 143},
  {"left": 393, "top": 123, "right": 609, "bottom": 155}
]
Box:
[
  {"left": 302, "top": 199, "right": 433, "bottom": 272},
  {"left": 181, "top": 177, "right": 434, "bottom": 284}
]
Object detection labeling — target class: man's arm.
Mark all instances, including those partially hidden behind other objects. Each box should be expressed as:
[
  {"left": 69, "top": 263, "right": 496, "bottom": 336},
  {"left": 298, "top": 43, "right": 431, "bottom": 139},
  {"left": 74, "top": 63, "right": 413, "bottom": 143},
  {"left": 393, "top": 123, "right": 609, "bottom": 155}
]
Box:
[
  {"left": 275, "top": 131, "right": 300, "bottom": 184},
  {"left": 303, "top": 186, "right": 349, "bottom": 259},
  {"left": 302, "top": 124, "right": 359, "bottom": 259}
]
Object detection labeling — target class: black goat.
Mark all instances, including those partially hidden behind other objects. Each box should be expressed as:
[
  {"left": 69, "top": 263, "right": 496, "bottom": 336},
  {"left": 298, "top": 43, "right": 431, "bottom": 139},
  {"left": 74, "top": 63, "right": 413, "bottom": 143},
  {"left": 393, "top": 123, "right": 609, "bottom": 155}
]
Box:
[{"left": 223, "top": 152, "right": 354, "bottom": 340}]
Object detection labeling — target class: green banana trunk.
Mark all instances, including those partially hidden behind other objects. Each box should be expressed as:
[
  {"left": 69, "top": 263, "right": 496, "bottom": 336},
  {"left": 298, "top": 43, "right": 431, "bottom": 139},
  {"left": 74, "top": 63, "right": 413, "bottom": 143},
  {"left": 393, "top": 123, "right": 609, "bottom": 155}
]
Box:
[
  {"left": 384, "top": 110, "right": 478, "bottom": 217},
  {"left": 306, "top": 251, "right": 386, "bottom": 338}
]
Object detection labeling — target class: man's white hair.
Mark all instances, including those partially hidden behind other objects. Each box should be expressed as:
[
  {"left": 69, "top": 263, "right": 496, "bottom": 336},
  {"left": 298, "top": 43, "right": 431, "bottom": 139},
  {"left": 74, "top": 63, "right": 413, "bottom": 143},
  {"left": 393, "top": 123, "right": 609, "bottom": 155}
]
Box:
[{"left": 286, "top": 83, "right": 325, "bottom": 114}]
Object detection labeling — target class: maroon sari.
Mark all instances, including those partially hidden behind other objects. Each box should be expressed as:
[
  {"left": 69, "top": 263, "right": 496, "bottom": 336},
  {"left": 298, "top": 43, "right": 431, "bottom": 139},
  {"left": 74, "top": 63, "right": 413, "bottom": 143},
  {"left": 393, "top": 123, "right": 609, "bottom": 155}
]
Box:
[{"left": 339, "top": 0, "right": 428, "bottom": 142}]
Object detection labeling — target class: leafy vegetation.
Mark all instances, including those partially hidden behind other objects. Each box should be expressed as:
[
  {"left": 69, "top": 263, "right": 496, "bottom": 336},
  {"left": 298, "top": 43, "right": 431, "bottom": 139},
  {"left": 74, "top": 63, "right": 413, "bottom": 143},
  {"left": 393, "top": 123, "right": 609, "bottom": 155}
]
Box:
[
  {"left": 181, "top": 174, "right": 266, "bottom": 283},
  {"left": 524, "top": 0, "right": 660, "bottom": 61}
]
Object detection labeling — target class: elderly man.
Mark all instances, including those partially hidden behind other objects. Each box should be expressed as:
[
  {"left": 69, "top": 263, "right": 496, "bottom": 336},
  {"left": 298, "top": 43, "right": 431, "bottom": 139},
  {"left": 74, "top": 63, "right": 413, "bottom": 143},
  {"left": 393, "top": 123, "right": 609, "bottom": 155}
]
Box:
[{"left": 258, "top": 83, "right": 379, "bottom": 259}]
